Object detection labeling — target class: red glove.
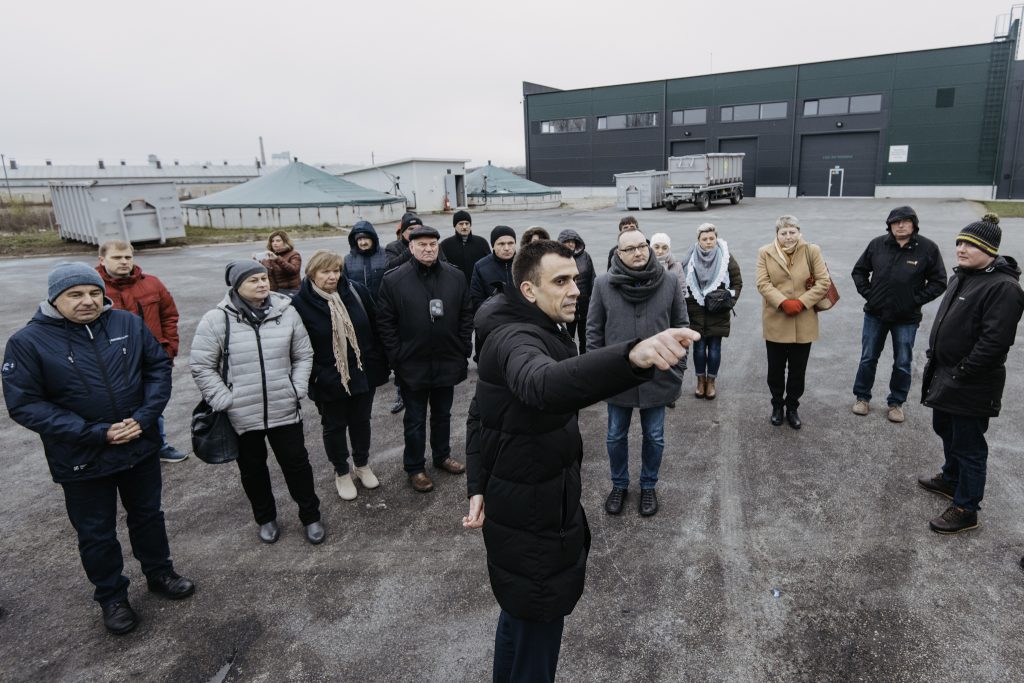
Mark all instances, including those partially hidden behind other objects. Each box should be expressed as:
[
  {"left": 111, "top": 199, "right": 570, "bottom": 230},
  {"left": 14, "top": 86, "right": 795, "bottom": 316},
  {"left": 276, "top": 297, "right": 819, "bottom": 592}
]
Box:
[{"left": 780, "top": 299, "right": 804, "bottom": 316}]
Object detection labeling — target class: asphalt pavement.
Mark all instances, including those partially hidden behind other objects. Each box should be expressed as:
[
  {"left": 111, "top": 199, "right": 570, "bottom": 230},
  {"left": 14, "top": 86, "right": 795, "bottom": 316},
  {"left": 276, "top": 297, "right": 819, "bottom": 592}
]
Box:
[{"left": 0, "top": 197, "right": 1021, "bottom": 682}]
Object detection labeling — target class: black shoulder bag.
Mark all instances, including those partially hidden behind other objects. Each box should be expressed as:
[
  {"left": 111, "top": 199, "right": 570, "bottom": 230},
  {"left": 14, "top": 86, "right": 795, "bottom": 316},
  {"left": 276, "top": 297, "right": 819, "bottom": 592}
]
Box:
[{"left": 191, "top": 310, "right": 240, "bottom": 464}]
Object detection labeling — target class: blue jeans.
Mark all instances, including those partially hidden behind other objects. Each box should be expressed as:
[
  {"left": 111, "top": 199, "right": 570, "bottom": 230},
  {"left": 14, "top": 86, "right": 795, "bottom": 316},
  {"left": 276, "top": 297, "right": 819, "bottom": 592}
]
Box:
[
  {"left": 692, "top": 337, "right": 722, "bottom": 377},
  {"left": 606, "top": 405, "right": 665, "bottom": 489},
  {"left": 933, "top": 409, "right": 990, "bottom": 512},
  {"left": 493, "top": 609, "right": 564, "bottom": 683},
  {"left": 853, "top": 313, "right": 918, "bottom": 406}
]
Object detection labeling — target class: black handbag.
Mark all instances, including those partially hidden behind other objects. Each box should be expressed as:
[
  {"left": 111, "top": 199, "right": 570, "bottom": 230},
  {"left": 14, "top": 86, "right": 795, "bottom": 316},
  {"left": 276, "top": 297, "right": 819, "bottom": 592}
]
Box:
[
  {"left": 703, "top": 288, "right": 734, "bottom": 314},
  {"left": 191, "top": 310, "right": 239, "bottom": 464}
]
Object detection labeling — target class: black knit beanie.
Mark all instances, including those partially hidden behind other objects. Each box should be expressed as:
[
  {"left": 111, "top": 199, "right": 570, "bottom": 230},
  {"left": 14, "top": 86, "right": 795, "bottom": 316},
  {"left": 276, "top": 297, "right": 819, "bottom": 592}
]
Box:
[
  {"left": 453, "top": 210, "right": 472, "bottom": 227},
  {"left": 956, "top": 221, "right": 1001, "bottom": 256},
  {"left": 885, "top": 206, "right": 919, "bottom": 231},
  {"left": 490, "top": 225, "right": 516, "bottom": 246}
]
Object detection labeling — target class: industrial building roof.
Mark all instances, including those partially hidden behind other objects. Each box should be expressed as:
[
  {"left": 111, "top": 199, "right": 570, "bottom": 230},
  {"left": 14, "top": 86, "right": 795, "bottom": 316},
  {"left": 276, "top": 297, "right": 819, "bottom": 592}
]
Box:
[
  {"left": 2, "top": 164, "right": 260, "bottom": 182},
  {"left": 182, "top": 162, "right": 404, "bottom": 209},
  {"left": 336, "top": 158, "right": 471, "bottom": 175},
  {"left": 466, "top": 164, "right": 559, "bottom": 196}
]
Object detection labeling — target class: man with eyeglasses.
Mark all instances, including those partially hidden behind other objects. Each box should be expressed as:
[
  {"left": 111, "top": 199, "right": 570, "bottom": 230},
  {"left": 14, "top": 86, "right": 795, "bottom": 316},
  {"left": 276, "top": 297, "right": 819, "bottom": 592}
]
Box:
[
  {"left": 606, "top": 215, "right": 641, "bottom": 270},
  {"left": 587, "top": 230, "right": 688, "bottom": 517}
]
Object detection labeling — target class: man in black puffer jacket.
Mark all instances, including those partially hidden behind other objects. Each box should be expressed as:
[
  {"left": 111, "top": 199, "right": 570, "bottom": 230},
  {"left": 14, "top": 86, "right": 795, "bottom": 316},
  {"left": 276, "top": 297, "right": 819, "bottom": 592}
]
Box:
[
  {"left": 2, "top": 262, "right": 194, "bottom": 636},
  {"left": 462, "top": 240, "right": 699, "bottom": 683},
  {"left": 917, "top": 219, "right": 1024, "bottom": 535},
  {"left": 851, "top": 206, "right": 947, "bottom": 423},
  {"left": 378, "top": 225, "right": 473, "bottom": 493}
]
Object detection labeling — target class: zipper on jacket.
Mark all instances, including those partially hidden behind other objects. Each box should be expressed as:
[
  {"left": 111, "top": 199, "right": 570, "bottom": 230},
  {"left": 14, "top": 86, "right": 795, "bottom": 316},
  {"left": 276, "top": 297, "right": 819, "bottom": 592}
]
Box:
[
  {"left": 84, "top": 323, "right": 124, "bottom": 419},
  {"left": 252, "top": 322, "right": 271, "bottom": 430}
]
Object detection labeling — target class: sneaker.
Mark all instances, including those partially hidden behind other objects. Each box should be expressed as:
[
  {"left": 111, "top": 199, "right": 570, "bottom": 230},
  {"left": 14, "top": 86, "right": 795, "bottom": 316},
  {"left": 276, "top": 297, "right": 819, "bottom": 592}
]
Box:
[
  {"left": 929, "top": 505, "right": 979, "bottom": 534},
  {"left": 852, "top": 399, "right": 869, "bottom": 416},
  {"left": 335, "top": 473, "right": 358, "bottom": 500},
  {"left": 639, "top": 488, "right": 658, "bottom": 516},
  {"left": 159, "top": 445, "right": 189, "bottom": 463},
  {"left": 917, "top": 473, "right": 955, "bottom": 500},
  {"left": 887, "top": 405, "right": 905, "bottom": 423},
  {"left": 352, "top": 465, "right": 379, "bottom": 489},
  {"left": 604, "top": 487, "right": 627, "bottom": 515}
]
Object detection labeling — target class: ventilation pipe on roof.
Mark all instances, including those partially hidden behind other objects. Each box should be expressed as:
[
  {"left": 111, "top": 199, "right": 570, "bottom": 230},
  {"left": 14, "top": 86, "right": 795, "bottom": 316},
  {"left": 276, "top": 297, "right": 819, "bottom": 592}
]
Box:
[
  {"left": 120, "top": 160, "right": 126, "bottom": 166},
  {"left": 9, "top": 158, "right": 17, "bottom": 170},
  {"left": 45, "top": 159, "right": 52, "bottom": 166},
  {"left": 98, "top": 159, "right": 105, "bottom": 170},
  {"left": 156, "top": 160, "right": 162, "bottom": 169}
]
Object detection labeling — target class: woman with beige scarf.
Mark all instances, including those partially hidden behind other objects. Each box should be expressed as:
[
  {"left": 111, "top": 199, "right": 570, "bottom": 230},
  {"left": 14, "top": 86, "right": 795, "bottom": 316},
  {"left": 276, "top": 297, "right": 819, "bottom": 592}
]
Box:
[
  {"left": 755, "top": 215, "right": 832, "bottom": 430},
  {"left": 292, "top": 250, "right": 390, "bottom": 501}
]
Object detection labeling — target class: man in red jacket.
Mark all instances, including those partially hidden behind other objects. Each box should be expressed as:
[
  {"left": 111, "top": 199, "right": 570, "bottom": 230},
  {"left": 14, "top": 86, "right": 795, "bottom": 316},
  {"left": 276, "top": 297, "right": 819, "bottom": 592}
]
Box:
[{"left": 97, "top": 241, "right": 187, "bottom": 462}]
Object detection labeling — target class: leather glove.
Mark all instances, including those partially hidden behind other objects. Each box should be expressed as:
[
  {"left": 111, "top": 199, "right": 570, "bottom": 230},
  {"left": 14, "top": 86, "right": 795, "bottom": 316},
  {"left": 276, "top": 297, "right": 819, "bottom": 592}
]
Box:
[{"left": 779, "top": 299, "right": 804, "bottom": 316}]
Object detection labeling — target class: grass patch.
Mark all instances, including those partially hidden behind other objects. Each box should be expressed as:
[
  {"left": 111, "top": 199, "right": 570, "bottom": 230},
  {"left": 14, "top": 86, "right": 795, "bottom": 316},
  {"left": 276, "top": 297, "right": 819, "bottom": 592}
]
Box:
[
  {"left": 0, "top": 223, "right": 349, "bottom": 258},
  {"left": 980, "top": 201, "right": 1024, "bottom": 218}
]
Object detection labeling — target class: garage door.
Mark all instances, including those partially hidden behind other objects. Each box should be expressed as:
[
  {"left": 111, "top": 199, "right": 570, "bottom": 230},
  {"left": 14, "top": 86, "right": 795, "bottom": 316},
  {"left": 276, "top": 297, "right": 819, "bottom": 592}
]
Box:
[
  {"left": 670, "top": 140, "right": 706, "bottom": 157},
  {"left": 719, "top": 137, "right": 757, "bottom": 197},
  {"left": 798, "top": 132, "right": 879, "bottom": 197}
]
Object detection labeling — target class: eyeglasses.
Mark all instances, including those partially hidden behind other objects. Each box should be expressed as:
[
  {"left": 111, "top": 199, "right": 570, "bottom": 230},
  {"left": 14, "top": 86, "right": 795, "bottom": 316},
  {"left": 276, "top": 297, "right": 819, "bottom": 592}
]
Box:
[{"left": 617, "top": 244, "right": 647, "bottom": 255}]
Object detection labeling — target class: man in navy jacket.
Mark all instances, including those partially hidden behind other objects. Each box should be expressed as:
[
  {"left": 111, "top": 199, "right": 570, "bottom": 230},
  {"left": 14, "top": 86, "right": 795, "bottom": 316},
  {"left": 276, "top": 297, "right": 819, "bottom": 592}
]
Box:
[{"left": 2, "top": 262, "right": 194, "bottom": 635}]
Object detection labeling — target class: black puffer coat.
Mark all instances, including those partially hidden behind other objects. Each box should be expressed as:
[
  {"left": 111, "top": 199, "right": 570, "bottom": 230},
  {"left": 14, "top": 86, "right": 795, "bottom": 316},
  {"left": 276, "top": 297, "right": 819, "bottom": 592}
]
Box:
[
  {"left": 851, "top": 231, "right": 947, "bottom": 324},
  {"left": 377, "top": 259, "right": 473, "bottom": 390},
  {"left": 922, "top": 256, "right": 1024, "bottom": 417},
  {"left": 291, "top": 277, "right": 389, "bottom": 403},
  {"left": 466, "top": 289, "right": 652, "bottom": 621}
]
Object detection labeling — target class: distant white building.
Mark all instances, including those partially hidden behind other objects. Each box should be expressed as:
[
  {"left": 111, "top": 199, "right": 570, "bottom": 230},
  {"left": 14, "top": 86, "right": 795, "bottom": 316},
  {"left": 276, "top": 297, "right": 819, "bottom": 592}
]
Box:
[
  {"left": 1, "top": 161, "right": 261, "bottom": 203},
  {"left": 335, "top": 158, "right": 469, "bottom": 213}
]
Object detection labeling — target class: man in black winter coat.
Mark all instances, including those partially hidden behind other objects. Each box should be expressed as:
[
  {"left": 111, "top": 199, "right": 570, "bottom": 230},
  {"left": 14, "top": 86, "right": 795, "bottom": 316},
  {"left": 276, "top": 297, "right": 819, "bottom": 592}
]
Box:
[
  {"left": 850, "top": 206, "right": 947, "bottom": 423},
  {"left": 377, "top": 225, "right": 473, "bottom": 493},
  {"left": 440, "top": 209, "right": 490, "bottom": 285},
  {"left": 469, "top": 225, "right": 517, "bottom": 311},
  {"left": 917, "top": 219, "right": 1024, "bottom": 534},
  {"left": 462, "top": 240, "right": 699, "bottom": 683},
  {"left": 2, "top": 262, "right": 195, "bottom": 636}
]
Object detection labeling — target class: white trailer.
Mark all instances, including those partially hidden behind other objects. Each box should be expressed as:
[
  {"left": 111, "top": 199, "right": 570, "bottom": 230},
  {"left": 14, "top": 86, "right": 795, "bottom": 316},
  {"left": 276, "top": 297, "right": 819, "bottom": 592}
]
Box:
[{"left": 664, "top": 153, "right": 744, "bottom": 211}]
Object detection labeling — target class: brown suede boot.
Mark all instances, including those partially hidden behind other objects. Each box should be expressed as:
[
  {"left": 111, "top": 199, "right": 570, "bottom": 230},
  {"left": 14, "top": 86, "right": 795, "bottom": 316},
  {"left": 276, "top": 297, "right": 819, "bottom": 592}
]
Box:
[
  {"left": 695, "top": 375, "right": 706, "bottom": 398},
  {"left": 705, "top": 377, "right": 717, "bottom": 400}
]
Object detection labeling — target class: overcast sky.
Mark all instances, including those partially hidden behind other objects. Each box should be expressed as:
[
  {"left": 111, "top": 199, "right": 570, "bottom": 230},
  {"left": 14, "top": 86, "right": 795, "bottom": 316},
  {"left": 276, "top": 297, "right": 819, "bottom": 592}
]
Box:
[{"left": 2, "top": 0, "right": 1017, "bottom": 169}]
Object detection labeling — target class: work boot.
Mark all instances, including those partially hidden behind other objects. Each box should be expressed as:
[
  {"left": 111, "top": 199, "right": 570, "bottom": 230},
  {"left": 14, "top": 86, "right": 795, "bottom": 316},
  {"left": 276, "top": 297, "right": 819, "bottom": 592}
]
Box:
[
  {"left": 101, "top": 600, "right": 138, "bottom": 635},
  {"left": 147, "top": 571, "right": 196, "bottom": 600},
  {"left": 929, "top": 505, "right": 978, "bottom": 534},
  {"left": 409, "top": 472, "right": 433, "bottom": 493},
  {"left": 770, "top": 405, "right": 784, "bottom": 426},
  {"left": 852, "top": 399, "right": 869, "bottom": 416},
  {"left": 917, "top": 473, "right": 955, "bottom": 500},
  {"left": 786, "top": 408, "right": 802, "bottom": 430},
  {"left": 704, "top": 377, "right": 717, "bottom": 400},
  {"left": 695, "top": 375, "right": 706, "bottom": 398},
  {"left": 604, "top": 487, "right": 627, "bottom": 515}
]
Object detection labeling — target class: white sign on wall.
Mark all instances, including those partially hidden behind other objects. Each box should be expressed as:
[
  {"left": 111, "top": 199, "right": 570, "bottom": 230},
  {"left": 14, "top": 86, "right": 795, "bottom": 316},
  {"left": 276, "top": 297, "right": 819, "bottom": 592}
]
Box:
[{"left": 888, "top": 145, "right": 909, "bottom": 163}]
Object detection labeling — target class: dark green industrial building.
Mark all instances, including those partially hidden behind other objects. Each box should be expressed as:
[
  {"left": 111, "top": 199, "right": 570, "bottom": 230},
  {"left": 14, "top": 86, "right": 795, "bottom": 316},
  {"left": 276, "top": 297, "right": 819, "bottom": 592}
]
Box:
[{"left": 523, "top": 24, "right": 1024, "bottom": 199}]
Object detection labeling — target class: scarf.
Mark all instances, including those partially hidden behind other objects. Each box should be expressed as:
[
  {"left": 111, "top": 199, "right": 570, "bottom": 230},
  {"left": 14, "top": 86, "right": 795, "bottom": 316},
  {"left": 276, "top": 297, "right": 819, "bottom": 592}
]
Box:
[
  {"left": 229, "top": 289, "right": 271, "bottom": 324},
  {"left": 773, "top": 236, "right": 808, "bottom": 275},
  {"left": 607, "top": 248, "right": 665, "bottom": 303},
  {"left": 312, "top": 282, "right": 363, "bottom": 394},
  {"left": 684, "top": 239, "right": 731, "bottom": 306}
]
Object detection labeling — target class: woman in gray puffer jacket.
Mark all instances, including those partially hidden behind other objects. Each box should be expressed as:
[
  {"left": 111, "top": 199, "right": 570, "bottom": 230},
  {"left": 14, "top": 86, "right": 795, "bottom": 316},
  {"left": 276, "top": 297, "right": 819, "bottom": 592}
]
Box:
[{"left": 190, "top": 261, "right": 324, "bottom": 546}]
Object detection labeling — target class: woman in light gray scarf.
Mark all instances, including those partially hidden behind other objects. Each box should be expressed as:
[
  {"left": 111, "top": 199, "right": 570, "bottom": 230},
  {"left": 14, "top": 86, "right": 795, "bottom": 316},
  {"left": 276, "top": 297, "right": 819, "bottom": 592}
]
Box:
[
  {"left": 292, "top": 251, "right": 390, "bottom": 502},
  {"left": 682, "top": 223, "right": 743, "bottom": 399}
]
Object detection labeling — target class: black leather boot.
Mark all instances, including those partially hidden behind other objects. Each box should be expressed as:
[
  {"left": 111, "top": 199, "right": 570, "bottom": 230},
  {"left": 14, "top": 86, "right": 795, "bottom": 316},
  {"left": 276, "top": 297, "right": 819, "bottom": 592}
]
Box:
[{"left": 770, "top": 406, "right": 784, "bottom": 426}]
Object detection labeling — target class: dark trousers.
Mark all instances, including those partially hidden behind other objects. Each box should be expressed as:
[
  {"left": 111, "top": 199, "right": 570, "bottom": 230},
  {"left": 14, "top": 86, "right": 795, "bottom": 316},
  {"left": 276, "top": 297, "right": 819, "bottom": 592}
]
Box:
[
  {"left": 567, "top": 311, "right": 588, "bottom": 354},
  {"left": 316, "top": 389, "right": 375, "bottom": 475},
  {"left": 493, "top": 609, "right": 564, "bottom": 683},
  {"left": 400, "top": 383, "right": 454, "bottom": 473},
  {"left": 933, "top": 409, "right": 990, "bottom": 512},
  {"left": 766, "top": 341, "right": 812, "bottom": 409},
  {"left": 236, "top": 422, "right": 321, "bottom": 525},
  {"left": 61, "top": 453, "right": 173, "bottom": 606}
]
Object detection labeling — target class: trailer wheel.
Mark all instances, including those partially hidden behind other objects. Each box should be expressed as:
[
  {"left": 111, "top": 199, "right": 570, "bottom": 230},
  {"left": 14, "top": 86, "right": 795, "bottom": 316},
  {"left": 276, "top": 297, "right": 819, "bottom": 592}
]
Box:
[
  {"left": 665, "top": 201, "right": 677, "bottom": 212},
  {"left": 730, "top": 188, "right": 742, "bottom": 205},
  {"left": 696, "top": 193, "right": 709, "bottom": 211}
]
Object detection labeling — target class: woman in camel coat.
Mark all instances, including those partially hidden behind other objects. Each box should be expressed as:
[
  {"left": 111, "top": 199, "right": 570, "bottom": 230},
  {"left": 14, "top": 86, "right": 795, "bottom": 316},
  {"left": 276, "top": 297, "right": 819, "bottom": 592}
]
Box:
[{"left": 755, "top": 214, "right": 831, "bottom": 429}]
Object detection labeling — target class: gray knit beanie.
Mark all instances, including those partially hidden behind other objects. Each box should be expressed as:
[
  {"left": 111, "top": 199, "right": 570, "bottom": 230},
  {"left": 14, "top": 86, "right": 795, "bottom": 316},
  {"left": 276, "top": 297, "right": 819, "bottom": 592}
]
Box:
[
  {"left": 47, "top": 262, "right": 104, "bottom": 302},
  {"left": 225, "top": 260, "right": 267, "bottom": 291}
]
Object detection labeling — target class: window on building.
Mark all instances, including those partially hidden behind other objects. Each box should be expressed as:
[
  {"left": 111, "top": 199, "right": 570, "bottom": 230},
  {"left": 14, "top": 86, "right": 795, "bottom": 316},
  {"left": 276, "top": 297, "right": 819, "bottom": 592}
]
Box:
[
  {"left": 721, "top": 102, "right": 786, "bottom": 122},
  {"left": 597, "top": 112, "right": 658, "bottom": 130},
  {"left": 850, "top": 94, "right": 882, "bottom": 113},
  {"left": 936, "top": 88, "right": 955, "bottom": 108},
  {"left": 671, "top": 108, "right": 707, "bottom": 126},
  {"left": 803, "top": 94, "right": 882, "bottom": 117},
  {"left": 540, "top": 118, "right": 587, "bottom": 134}
]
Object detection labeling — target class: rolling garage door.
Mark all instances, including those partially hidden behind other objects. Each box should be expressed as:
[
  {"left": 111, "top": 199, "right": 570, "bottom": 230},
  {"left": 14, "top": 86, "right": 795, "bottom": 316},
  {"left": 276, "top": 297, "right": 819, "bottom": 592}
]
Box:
[
  {"left": 798, "top": 132, "right": 879, "bottom": 197},
  {"left": 719, "top": 137, "right": 757, "bottom": 197},
  {"left": 670, "top": 140, "right": 706, "bottom": 157}
]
